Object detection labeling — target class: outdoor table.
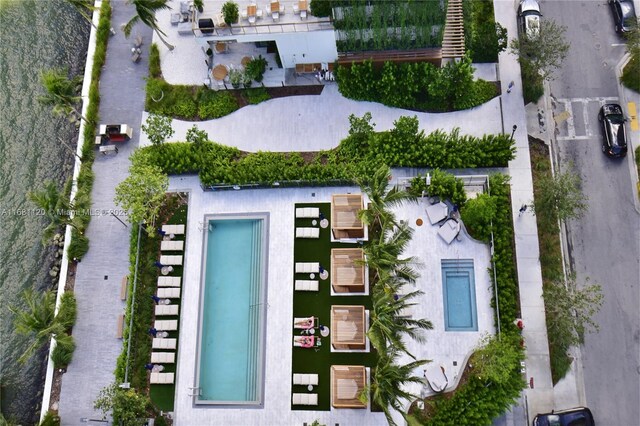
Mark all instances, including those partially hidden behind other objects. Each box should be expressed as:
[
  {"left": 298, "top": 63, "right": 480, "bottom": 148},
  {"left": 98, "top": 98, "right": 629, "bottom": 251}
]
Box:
[
  {"left": 320, "top": 218, "right": 329, "bottom": 228},
  {"left": 247, "top": 4, "right": 257, "bottom": 16},
  {"left": 298, "top": 0, "right": 307, "bottom": 11},
  {"left": 241, "top": 56, "right": 252, "bottom": 66},
  {"left": 212, "top": 64, "right": 228, "bottom": 80},
  {"left": 319, "top": 326, "right": 330, "bottom": 337},
  {"left": 214, "top": 42, "right": 226, "bottom": 54},
  {"left": 319, "top": 270, "right": 329, "bottom": 280}
]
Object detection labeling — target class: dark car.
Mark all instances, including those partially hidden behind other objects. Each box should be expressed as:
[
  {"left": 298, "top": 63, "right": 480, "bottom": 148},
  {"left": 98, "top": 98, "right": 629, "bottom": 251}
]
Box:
[
  {"left": 599, "top": 104, "right": 628, "bottom": 158},
  {"left": 518, "top": 0, "right": 542, "bottom": 38},
  {"left": 609, "top": 0, "right": 637, "bottom": 33},
  {"left": 533, "top": 407, "right": 595, "bottom": 426}
]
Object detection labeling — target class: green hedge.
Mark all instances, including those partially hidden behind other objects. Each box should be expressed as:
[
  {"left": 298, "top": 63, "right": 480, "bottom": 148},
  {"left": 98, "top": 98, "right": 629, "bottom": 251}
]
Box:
[
  {"left": 409, "top": 170, "right": 467, "bottom": 207},
  {"left": 51, "top": 334, "right": 75, "bottom": 368},
  {"left": 463, "top": 0, "right": 507, "bottom": 63},
  {"left": 336, "top": 57, "right": 498, "bottom": 112},
  {"left": 136, "top": 115, "right": 514, "bottom": 187},
  {"left": 67, "top": 0, "right": 111, "bottom": 259}
]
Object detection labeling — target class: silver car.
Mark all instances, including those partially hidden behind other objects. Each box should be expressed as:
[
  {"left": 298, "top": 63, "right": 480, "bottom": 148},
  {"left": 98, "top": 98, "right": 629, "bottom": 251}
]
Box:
[{"left": 518, "top": 0, "right": 542, "bottom": 38}]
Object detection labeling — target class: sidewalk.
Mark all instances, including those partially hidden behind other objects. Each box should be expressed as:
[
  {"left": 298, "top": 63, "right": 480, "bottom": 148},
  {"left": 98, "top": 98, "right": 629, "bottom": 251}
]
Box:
[
  {"left": 493, "top": 0, "right": 555, "bottom": 420},
  {"left": 57, "top": 1, "right": 152, "bottom": 421}
]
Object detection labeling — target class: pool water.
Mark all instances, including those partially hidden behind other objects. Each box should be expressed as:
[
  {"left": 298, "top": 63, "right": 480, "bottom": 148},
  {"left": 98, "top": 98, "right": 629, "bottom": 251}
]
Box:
[
  {"left": 441, "top": 259, "right": 478, "bottom": 331},
  {"left": 198, "top": 217, "right": 266, "bottom": 404}
]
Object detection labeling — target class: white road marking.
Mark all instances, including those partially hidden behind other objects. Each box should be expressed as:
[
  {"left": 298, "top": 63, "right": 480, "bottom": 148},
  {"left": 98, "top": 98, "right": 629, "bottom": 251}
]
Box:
[
  {"left": 583, "top": 99, "right": 591, "bottom": 137},
  {"left": 556, "top": 96, "right": 618, "bottom": 103},
  {"left": 557, "top": 135, "right": 593, "bottom": 141},
  {"left": 611, "top": 43, "right": 626, "bottom": 47}
]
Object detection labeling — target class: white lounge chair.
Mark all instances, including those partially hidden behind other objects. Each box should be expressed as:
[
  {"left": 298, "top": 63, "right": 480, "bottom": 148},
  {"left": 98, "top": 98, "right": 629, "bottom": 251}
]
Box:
[
  {"left": 160, "top": 255, "right": 183, "bottom": 265},
  {"left": 151, "top": 352, "right": 176, "bottom": 364},
  {"left": 295, "top": 207, "right": 320, "bottom": 218},
  {"left": 154, "top": 319, "right": 178, "bottom": 331},
  {"left": 426, "top": 202, "right": 449, "bottom": 225},
  {"left": 155, "top": 305, "right": 179, "bottom": 316},
  {"left": 295, "top": 262, "right": 319, "bottom": 273},
  {"left": 161, "top": 240, "right": 184, "bottom": 251},
  {"left": 162, "top": 224, "right": 185, "bottom": 235},
  {"left": 437, "top": 219, "right": 461, "bottom": 245},
  {"left": 292, "top": 393, "right": 318, "bottom": 405},
  {"left": 152, "top": 338, "right": 177, "bottom": 350},
  {"left": 296, "top": 227, "right": 319, "bottom": 238},
  {"left": 295, "top": 280, "right": 319, "bottom": 291},
  {"left": 157, "top": 288, "right": 180, "bottom": 299},
  {"left": 293, "top": 373, "right": 318, "bottom": 386},
  {"left": 158, "top": 276, "right": 181, "bottom": 287},
  {"left": 150, "top": 372, "right": 174, "bottom": 384}
]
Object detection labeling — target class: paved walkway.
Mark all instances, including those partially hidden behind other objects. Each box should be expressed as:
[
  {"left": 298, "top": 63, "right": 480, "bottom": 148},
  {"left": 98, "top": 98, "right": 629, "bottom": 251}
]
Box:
[
  {"left": 58, "top": 1, "right": 152, "bottom": 422},
  {"left": 493, "top": 0, "right": 555, "bottom": 420}
]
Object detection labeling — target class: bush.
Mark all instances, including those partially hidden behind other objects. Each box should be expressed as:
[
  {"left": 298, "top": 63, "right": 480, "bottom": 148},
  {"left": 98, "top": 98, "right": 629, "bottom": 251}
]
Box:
[
  {"left": 310, "top": 0, "right": 332, "bottom": 17},
  {"left": 67, "top": 230, "right": 89, "bottom": 260},
  {"left": 149, "top": 43, "right": 161, "bottom": 78},
  {"left": 197, "top": 90, "right": 238, "bottom": 119},
  {"left": 523, "top": 64, "right": 544, "bottom": 104},
  {"left": 40, "top": 411, "right": 60, "bottom": 426},
  {"left": 222, "top": 1, "right": 239, "bottom": 25},
  {"left": 621, "top": 53, "right": 640, "bottom": 92},
  {"left": 460, "top": 193, "right": 497, "bottom": 241},
  {"left": 51, "top": 333, "right": 76, "bottom": 368},
  {"left": 464, "top": 0, "right": 507, "bottom": 63},
  {"left": 243, "top": 87, "right": 271, "bottom": 105},
  {"left": 245, "top": 55, "right": 268, "bottom": 82},
  {"left": 426, "top": 169, "right": 467, "bottom": 207},
  {"left": 56, "top": 292, "right": 77, "bottom": 330}
]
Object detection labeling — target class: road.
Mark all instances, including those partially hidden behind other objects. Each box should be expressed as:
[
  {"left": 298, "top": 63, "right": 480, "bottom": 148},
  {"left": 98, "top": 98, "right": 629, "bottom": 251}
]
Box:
[{"left": 543, "top": 1, "right": 640, "bottom": 425}]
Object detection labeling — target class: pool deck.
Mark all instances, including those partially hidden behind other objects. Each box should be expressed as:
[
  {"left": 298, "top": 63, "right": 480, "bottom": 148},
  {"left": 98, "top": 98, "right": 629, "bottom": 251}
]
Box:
[{"left": 169, "top": 175, "right": 493, "bottom": 425}]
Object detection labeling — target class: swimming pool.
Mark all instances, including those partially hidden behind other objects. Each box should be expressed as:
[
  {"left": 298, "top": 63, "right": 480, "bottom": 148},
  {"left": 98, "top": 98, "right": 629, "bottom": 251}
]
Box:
[
  {"left": 195, "top": 214, "right": 269, "bottom": 405},
  {"left": 441, "top": 259, "right": 478, "bottom": 331}
]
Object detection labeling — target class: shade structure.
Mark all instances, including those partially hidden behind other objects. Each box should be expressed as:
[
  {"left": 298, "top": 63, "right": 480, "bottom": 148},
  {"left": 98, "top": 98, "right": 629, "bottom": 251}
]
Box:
[
  {"left": 331, "top": 248, "right": 365, "bottom": 293},
  {"left": 330, "top": 365, "right": 366, "bottom": 408},
  {"left": 331, "top": 194, "right": 364, "bottom": 240},
  {"left": 331, "top": 305, "right": 366, "bottom": 350}
]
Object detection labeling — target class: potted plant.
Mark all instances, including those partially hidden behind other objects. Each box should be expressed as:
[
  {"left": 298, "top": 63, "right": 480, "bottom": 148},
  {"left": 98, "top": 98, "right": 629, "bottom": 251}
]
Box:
[
  {"left": 242, "top": 70, "right": 253, "bottom": 88},
  {"left": 222, "top": 1, "right": 239, "bottom": 26},
  {"left": 245, "top": 55, "right": 268, "bottom": 83},
  {"left": 194, "top": 0, "right": 204, "bottom": 13},
  {"left": 229, "top": 68, "right": 242, "bottom": 89}
]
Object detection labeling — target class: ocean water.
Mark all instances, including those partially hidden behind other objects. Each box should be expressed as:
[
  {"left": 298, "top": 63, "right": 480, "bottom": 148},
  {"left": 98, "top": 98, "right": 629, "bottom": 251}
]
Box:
[{"left": 0, "top": 0, "right": 89, "bottom": 422}]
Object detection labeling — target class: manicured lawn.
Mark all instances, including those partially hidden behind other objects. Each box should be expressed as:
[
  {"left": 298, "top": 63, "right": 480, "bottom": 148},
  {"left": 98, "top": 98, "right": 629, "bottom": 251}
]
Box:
[{"left": 291, "top": 203, "right": 378, "bottom": 411}]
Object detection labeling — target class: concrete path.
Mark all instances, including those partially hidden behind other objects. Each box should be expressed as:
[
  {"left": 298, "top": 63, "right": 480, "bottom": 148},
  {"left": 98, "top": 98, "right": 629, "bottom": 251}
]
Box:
[
  {"left": 494, "top": 0, "right": 555, "bottom": 421},
  {"left": 57, "top": 1, "right": 152, "bottom": 422}
]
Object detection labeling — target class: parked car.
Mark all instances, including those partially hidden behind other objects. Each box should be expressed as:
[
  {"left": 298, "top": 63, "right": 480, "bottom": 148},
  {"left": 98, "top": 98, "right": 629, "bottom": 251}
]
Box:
[
  {"left": 608, "top": 0, "right": 637, "bottom": 33},
  {"left": 533, "top": 407, "right": 595, "bottom": 426},
  {"left": 599, "top": 104, "right": 628, "bottom": 158},
  {"left": 518, "top": 0, "right": 542, "bottom": 38}
]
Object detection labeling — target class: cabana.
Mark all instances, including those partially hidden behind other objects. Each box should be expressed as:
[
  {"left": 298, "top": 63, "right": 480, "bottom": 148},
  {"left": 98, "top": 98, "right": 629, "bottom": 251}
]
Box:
[
  {"left": 330, "top": 365, "right": 367, "bottom": 409},
  {"left": 331, "top": 305, "right": 366, "bottom": 350},
  {"left": 331, "top": 248, "right": 366, "bottom": 294},
  {"left": 331, "top": 194, "right": 366, "bottom": 241}
]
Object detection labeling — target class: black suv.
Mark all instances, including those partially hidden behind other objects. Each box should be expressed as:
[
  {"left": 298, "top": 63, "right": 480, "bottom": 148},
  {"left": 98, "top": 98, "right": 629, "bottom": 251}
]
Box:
[
  {"left": 533, "top": 407, "right": 595, "bottom": 426},
  {"left": 599, "top": 104, "right": 628, "bottom": 158},
  {"left": 608, "top": 0, "right": 637, "bottom": 33}
]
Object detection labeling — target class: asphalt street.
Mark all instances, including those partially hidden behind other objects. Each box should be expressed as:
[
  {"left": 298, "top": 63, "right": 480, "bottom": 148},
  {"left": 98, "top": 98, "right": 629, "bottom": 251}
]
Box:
[{"left": 544, "top": 1, "right": 640, "bottom": 425}]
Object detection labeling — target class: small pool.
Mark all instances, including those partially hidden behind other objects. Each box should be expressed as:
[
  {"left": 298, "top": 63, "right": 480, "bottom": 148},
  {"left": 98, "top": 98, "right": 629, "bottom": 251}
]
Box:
[
  {"left": 195, "top": 214, "right": 268, "bottom": 405},
  {"left": 441, "top": 259, "right": 478, "bottom": 331}
]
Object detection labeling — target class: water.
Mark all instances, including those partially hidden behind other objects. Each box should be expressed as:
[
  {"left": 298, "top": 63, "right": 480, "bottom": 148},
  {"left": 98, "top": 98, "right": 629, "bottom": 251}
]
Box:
[
  {"left": 441, "top": 259, "right": 478, "bottom": 331},
  {"left": 0, "top": 0, "right": 89, "bottom": 422},
  {"left": 198, "top": 218, "right": 263, "bottom": 403}
]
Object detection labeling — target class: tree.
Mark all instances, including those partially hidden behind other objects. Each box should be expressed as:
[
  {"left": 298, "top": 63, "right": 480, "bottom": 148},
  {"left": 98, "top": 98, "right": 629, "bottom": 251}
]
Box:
[
  {"left": 460, "top": 193, "right": 497, "bottom": 242},
  {"left": 471, "top": 334, "right": 523, "bottom": 384},
  {"left": 544, "top": 274, "right": 603, "bottom": 348},
  {"left": 38, "top": 68, "right": 89, "bottom": 124},
  {"left": 141, "top": 113, "right": 174, "bottom": 146},
  {"left": 510, "top": 20, "right": 570, "bottom": 81},
  {"left": 124, "top": 0, "right": 174, "bottom": 51},
  {"left": 532, "top": 167, "right": 588, "bottom": 225},
  {"left": 360, "top": 350, "right": 429, "bottom": 426},
  {"left": 222, "top": 1, "right": 239, "bottom": 25},
  {"left": 470, "top": 22, "right": 508, "bottom": 63},
  {"left": 29, "top": 181, "right": 82, "bottom": 244},
  {"left": 364, "top": 222, "right": 420, "bottom": 285},
  {"left": 114, "top": 163, "right": 168, "bottom": 234},
  {"left": 94, "top": 383, "right": 150, "bottom": 425},
  {"left": 65, "top": 0, "right": 98, "bottom": 29},
  {"left": 348, "top": 112, "right": 375, "bottom": 137},
  {"left": 9, "top": 289, "right": 65, "bottom": 363},
  {"left": 185, "top": 125, "right": 208, "bottom": 145}
]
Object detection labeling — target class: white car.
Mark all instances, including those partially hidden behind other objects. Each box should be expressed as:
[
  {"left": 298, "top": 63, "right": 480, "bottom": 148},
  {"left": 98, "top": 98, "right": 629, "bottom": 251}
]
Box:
[{"left": 518, "top": 0, "right": 542, "bottom": 38}]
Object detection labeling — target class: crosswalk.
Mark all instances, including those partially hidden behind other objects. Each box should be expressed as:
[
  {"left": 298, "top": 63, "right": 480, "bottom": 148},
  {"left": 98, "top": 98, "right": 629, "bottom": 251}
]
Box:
[{"left": 552, "top": 96, "right": 618, "bottom": 141}]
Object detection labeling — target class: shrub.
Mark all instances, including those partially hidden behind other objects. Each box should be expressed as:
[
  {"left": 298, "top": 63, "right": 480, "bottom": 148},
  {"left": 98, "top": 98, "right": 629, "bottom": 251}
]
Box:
[
  {"left": 149, "top": 43, "right": 161, "bottom": 78},
  {"left": 222, "top": 1, "right": 239, "bottom": 25},
  {"left": 243, "top": 87, "right": 271, "bottom": 105},
  {"left": 56, "top": 292, "right": 77, "bottom": 330},
  {"left": 310, "top": 0, "right": 332, "bottom": 17},
  {"left": 186, "top": 125, "right": 209, "bottom": 144},
  {"left": 426, "top": 169, "right": 467, "bottom": 207},
  {"left": 51, "top": 333, "right": 76, "bottom": 368},
  {"left": 197, "top": 90, "right": 238, "bottom": 119},
  {"left": 464, "top": 0, "right": 507, "bottom": 63},
  {"left": 460, "top": 193, "right": 497, "bottom": 241},
  {"left": 170, "top": 90, "right": 197, "bottom": 118},
  {"left": 523, "top": 63, "right": 544, "bottom": 104},
  {"left": 67, "top": 230, "right": 89, "bottom": 260},
  {"left": 621, "top": 53, "right": 640, "bottom": 92},
  {"left": 245, "top": 55, "right": 268, "bottom": 82},
  {"left": 40, "top": 411, "right": 60, "bottom": 426}
]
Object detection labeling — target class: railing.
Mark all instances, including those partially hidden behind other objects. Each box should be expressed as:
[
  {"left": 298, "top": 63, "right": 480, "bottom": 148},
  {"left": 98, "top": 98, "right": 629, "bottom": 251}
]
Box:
[{"left": 192, "top": 18, "right": 334, "bottom": 37}]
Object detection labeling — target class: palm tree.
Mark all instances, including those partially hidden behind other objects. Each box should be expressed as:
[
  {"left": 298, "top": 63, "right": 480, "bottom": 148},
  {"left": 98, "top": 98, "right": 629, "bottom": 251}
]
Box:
[
  {"left": 357, "top": 165, "right": 417, "bottom": 232},
  {"left": 124, "top": 0, "right": 174, "bottom": 51},
  {"left": 360, "top": 349, "right": 430, "bottom": 426},
  {"left": 38, "top": 68, "right": 90, "bottom": 124},
  {"left": 368, "top": 291, "right": 433, "bottom": 358},
  {"left": 9, "top": 289, "right": 65, "bottom": 363},
  {"left": 29, "top": 181, "right": 81, "bottom": 244},
  {"left": 65, "top": 0, "right": 98, "bottom": 29},
  {"left": 364, "top": 221, "right": 421, "bottom": 285}
]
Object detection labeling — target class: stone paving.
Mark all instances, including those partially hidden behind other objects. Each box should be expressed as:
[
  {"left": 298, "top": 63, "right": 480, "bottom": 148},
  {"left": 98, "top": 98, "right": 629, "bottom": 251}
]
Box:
[{"left": 57, "top": 1, "right": 152, "bottom": 422}]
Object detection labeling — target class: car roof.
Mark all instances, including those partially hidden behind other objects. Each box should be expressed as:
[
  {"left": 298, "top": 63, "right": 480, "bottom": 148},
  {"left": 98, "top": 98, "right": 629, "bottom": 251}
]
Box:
[
  {"left": 602, "top": 103, "right": 623, "bottom": 115},
  {"left": 520, "top": 0, "right": 541, "bottom": 13}
]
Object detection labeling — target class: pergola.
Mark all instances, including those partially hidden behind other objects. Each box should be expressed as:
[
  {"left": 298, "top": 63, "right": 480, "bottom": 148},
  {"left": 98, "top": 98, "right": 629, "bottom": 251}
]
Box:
[
  {"left": 331, "top": 194, "right": 364, "bottom": 240},
  {"left": 330, "top": 365, "right": 367, "bottom": 409},
  {"left": 330, "top": 248, "right": 365, "bottom": 294},
  {"left": 331, "top": 305, "right": 366, "bottom": 350}
]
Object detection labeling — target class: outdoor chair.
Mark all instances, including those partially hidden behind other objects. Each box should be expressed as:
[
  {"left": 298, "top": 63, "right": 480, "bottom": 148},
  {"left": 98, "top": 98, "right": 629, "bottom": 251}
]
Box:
[
  {"left": 155, "top": 304, "right": 179, "bottom": 316},
  {"left": 295, "top": 280, "right": 319, "bottom": 291},
  {"left": 295, "top": 207, "right": 320, "bottom": 218},
  {"left": 295, "top": 262, "right": 319, "bottom": 273},
  {"left": 157, "top": 287, "right": 181, "bottom": 299},
  {"left": 160, "top": 255, "right": 183, "bottom": 265},
  {"left": 293, "top": 373, "right": 319, "bottom": 386},
  {"left": 154, "top": 319, "right": 178, "bottom": 331},
  {"left": 296, "top": 227, "right": 319, "bottom": 238},
  {"left": 293, "top": 316, "right": 316, "bottom": 329},
  {"left": 161, "top": 240, "right": 184, "bottom": 251},
  {"left": 150, "top": 372, "right": 174, "bottom": 384},
  {"left": 292, "top": 393, "right": 318, "bottom": 405},
  {"left": 151, "top": 352, "right": 176, "bottom": 364},
  {"left": 152, "top": 338, "right": 177, "bottom": 350},
  {"left": 158, "top": 276, "right": 181, "bottom": 287}
]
